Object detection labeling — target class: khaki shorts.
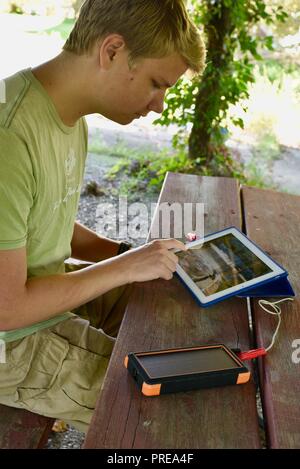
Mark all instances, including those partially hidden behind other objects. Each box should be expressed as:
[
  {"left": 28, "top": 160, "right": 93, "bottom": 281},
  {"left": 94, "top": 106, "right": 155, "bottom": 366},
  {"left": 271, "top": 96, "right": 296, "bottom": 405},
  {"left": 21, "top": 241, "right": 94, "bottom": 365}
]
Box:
[{"left": 0, "top": 262, "right": 132, "bottom": 433}]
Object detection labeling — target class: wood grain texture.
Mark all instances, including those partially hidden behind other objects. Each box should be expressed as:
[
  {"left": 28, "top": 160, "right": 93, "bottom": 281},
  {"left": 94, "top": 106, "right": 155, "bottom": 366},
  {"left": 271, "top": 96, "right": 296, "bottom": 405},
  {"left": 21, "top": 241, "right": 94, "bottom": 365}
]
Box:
[
  {"left": 84, "top": 173, "right": 261, "bottom": 449},
  {"left": 242, "top": 185, "right": 300, "bottom": 448},
  {"left": 0, "top": 405, "right": 54, "bottom": 449}
]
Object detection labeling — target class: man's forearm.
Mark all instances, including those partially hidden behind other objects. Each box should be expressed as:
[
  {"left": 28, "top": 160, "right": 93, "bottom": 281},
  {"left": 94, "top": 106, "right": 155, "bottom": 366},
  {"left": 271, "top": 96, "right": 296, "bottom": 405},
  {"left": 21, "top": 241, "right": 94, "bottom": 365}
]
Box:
[
  {"left": 71, "top": 221, "right": 121, "bottom": 262},
  {"left": 3, "top": 255, "right": 128, "bottom": 331}
]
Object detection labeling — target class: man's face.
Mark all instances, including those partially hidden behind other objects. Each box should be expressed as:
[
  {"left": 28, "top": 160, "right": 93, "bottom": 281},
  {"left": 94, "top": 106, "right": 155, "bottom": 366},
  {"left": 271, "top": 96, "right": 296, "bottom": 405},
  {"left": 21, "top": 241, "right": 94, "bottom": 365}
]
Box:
[{"left": 98, "top": 50, "right": 188, "bottom": 125}]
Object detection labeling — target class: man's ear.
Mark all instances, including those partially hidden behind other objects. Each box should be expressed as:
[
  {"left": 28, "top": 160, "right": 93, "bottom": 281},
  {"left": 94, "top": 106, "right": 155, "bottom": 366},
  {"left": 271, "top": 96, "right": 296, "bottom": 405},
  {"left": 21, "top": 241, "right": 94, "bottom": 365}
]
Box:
[{"left": 99, "top": 34, "right": 126, "bottom": 69}]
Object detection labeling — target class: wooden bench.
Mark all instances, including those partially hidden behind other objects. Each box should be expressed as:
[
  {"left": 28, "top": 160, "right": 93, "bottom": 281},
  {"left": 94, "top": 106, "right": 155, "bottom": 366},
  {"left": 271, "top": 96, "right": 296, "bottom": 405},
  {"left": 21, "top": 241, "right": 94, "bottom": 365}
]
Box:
[
  {"left": 0, "top": 405, "right": 54, "bottom": 449},
  {"left": 83, "top": 172, "right": 300, "bottom": 449}
]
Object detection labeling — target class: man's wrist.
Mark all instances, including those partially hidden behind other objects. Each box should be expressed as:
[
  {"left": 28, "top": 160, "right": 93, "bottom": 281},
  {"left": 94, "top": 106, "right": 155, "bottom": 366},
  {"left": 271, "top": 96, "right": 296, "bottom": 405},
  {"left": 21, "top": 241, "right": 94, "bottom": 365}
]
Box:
[{"left": 117, "top": 241, "right": 132, "bottom": 255}]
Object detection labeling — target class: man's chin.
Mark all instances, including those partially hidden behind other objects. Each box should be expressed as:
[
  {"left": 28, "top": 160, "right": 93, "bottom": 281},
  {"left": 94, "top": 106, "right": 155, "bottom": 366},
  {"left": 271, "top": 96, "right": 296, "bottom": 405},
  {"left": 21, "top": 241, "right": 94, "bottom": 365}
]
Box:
[
  {"left": 104, "top": 115, "right": 135, "bottom": 125},
  {"left": 120, "top": 118, "right": 135, "bottom": 125}
]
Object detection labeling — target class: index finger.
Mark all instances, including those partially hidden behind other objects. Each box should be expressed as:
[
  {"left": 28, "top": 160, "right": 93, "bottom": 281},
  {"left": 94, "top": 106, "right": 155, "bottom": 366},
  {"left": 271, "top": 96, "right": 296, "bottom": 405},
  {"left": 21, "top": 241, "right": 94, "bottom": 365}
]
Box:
[{"left": 159, "top": 238, "right": 188, "bottom": 252}]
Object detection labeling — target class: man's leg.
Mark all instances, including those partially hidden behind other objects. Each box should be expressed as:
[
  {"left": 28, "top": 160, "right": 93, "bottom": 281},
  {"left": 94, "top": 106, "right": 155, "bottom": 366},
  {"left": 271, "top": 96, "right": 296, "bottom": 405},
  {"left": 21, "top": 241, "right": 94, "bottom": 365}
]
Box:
[
  {"left": 0, "top": 316, "right": 116, "bottom": 433},
  {"left": 0, "top": 261, "right": 133, "bottom": 432}
]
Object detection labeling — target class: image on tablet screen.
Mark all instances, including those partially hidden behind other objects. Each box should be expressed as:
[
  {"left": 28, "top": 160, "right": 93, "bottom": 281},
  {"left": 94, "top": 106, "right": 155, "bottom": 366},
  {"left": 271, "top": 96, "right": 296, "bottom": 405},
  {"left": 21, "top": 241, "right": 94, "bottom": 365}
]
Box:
[{"left": 177, "top": 233, "right": 272, "bottom": 296}]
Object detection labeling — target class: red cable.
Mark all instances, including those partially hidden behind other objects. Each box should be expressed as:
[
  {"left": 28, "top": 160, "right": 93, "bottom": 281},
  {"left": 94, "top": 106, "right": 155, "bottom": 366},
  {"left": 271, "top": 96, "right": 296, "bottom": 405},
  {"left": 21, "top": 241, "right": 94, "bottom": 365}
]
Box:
[{"left": 236, "top": 348, "right": 267, "bottom": 361}]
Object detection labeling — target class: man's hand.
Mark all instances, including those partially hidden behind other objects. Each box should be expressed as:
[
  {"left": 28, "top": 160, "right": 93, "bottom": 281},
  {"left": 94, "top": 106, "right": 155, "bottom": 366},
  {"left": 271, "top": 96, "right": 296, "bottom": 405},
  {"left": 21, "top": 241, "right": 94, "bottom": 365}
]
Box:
[{"left": 119, "top": 238, "right": 187, "bottom": 283}]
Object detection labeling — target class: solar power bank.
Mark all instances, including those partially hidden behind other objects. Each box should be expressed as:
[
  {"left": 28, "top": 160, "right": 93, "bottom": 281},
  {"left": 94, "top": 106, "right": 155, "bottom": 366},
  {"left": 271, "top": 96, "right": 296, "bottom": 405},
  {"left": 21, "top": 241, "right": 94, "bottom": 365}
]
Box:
[{"left": 124, "top": 344, "right": 250, "bottom": 396}]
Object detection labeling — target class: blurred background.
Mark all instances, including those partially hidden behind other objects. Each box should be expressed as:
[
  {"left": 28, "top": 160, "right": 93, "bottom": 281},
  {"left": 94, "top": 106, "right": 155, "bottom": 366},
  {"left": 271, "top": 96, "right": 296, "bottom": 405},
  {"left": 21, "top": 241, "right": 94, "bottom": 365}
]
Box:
[
  {"left": 0, "top": 1, "right": 299, "bottom": 199},
  {"left": 0, "top": 0, "right": 299, "bottom": 448}
]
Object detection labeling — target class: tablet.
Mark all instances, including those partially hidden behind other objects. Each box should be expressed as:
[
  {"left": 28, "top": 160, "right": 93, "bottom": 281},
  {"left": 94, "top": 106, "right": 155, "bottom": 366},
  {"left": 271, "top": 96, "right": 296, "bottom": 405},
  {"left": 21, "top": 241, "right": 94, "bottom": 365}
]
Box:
[{"left": 175, "top": 226, "right": 287, "bottom": 307}]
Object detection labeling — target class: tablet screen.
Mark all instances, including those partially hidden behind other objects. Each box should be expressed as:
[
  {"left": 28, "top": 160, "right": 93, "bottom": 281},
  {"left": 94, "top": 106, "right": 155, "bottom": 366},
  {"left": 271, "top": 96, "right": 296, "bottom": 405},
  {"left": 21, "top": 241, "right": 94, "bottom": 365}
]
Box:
[
  {"left": 175, "top": 227, "right": 285, "bottom": 303},
  {"left": 177, "top": 233, "right": 272, "bottom": 296}
]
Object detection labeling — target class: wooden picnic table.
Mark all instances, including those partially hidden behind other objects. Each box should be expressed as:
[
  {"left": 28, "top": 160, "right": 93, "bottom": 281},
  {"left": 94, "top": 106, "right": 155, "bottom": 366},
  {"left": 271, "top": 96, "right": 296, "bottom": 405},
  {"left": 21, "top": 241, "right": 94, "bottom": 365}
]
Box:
[{"left": 83, "top": 172, "right": 300, "bottom": 449}]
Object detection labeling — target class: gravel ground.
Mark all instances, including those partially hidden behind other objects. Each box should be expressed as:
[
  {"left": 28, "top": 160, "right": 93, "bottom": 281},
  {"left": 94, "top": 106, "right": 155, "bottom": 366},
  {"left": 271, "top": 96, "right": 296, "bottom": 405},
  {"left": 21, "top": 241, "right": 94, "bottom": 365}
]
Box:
[{"left": 45, "top": 424, "right": 85, "bottom": 449}]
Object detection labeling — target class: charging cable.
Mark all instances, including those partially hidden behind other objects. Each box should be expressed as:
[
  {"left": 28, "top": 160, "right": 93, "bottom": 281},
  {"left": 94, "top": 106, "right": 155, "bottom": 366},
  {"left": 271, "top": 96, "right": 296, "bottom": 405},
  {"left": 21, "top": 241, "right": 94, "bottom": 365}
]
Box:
[{"left": 234, "top": 297, "right": 294, "bottom": 361}]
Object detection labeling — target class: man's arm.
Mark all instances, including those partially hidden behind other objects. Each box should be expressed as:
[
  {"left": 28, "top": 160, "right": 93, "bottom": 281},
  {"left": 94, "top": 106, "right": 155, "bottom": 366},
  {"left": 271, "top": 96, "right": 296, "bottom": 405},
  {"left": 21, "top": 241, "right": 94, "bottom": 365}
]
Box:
[
  {"left": 0, "top": 239, "right": 186, "bottom": 331},
  {"left": 71, "top": 221, "right": 121, "bottom": 262}
]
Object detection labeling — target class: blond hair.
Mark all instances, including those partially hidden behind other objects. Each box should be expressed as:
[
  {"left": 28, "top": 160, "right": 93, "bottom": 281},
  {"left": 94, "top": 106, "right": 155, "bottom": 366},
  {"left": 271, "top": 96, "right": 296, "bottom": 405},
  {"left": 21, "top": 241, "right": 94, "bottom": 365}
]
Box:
[{"left": 63, "top": 0, "right": 206, "bottom": 75}]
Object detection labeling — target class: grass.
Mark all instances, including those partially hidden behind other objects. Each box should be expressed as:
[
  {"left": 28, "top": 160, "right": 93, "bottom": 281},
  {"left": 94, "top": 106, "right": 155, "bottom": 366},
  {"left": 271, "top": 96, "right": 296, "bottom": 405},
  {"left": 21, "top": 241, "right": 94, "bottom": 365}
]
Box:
[
  {"left": 88, "top": 140, "right": 112, "bottom": 157},
  {"left": 88, "top": 134, "right": 149, "bottom": 159}
]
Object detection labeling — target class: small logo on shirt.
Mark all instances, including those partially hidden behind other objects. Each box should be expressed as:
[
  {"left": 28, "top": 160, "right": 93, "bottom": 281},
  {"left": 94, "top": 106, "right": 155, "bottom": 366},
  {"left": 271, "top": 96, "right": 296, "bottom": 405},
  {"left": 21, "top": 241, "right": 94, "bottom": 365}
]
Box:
[
  {"left": 65, "top": 148, "right": 76, "bottom": 177},
  {"left": 52, "top": 148, "right": 80, "bottom": 212}
]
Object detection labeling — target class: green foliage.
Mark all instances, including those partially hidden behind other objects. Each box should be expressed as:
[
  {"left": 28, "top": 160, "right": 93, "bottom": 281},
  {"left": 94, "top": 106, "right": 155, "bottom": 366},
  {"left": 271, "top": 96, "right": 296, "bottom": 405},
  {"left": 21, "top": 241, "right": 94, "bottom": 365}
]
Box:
[
  {"left": 244, "top": 125, "right": 281, "bottom": 188},
  {"left": 258, "top": 59, "right": 300, "bottom": 90},
  {"left": 255, "top": 132, "right": 281, "bottom": 162},
  {"left": 193, "top": 144, "right": 247, "bottom": 181},
  {"left": 107, "top": 148, "right": 189, "bottom": 195},
  {"left": 107, "top": 144, "right": 246, "bottom": 196},
  {"left": 244, "top": 161, "right": 275, "bottom": 189},
  {"left": 9, "top": 2, "right": 23, "bottom": 14},
  {"left": 155, "top": 0, "right": 288, "bottom": 176},
  {"left": 45, "top": 18, "right": 75, "bottom": 40},
  {"left": 265, "top": 0, "right": 300, "bottom": 36}
]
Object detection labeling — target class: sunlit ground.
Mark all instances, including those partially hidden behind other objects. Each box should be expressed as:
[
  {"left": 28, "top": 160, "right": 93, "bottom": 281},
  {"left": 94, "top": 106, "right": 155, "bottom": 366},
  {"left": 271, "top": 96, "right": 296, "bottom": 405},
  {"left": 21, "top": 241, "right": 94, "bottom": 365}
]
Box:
[{"left": 228, "top": 67, "right": 300, "bottom": 149}]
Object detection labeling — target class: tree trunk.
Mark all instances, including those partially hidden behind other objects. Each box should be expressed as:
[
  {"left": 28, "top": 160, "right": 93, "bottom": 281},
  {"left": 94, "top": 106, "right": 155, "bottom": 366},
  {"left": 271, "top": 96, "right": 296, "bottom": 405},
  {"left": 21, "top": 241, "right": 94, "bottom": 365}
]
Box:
[{"left": 188, "top": 1, "right": 235, "bottom": 162}]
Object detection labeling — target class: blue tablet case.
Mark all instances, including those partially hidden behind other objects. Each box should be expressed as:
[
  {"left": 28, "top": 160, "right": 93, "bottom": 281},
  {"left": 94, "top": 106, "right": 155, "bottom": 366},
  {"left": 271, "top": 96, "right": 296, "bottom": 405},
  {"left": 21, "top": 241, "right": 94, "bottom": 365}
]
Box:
[
  {"left": 237, "top": 275, "right": 295, "bottom": 298},
  {"left": 176, "top": 273, "right": 295, "bottom": 308},
  {"left": 176, "top": 226, "right": 295, "bottom": 308}
]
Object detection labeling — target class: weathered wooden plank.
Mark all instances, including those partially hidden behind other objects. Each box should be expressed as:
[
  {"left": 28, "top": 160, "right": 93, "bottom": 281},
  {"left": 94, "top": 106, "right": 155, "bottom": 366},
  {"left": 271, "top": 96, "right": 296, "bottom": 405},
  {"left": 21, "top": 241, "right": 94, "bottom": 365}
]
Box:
[
  {"left": 242, "top": 185, "right": 300, "bottom": 448},
  {"left": 84, "top": 173, "right": 261, "bottom": 449},
  {"left": 0, "top": 405, "right": 54, "bottom": 449}
]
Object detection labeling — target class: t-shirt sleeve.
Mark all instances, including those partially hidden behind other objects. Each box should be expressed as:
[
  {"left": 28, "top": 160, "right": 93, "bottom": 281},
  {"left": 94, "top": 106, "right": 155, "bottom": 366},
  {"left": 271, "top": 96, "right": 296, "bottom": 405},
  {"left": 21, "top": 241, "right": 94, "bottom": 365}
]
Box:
[{"left": 0, "top": 129, "right": 36, "bottom": 250}]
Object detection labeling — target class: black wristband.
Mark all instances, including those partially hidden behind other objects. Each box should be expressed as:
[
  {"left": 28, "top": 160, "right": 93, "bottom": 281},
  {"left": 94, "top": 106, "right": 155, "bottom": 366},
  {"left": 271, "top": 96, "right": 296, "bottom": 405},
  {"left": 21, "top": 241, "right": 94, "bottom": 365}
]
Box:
[{"left": 117, "top": 241, "right": 132, "bottom": 255}]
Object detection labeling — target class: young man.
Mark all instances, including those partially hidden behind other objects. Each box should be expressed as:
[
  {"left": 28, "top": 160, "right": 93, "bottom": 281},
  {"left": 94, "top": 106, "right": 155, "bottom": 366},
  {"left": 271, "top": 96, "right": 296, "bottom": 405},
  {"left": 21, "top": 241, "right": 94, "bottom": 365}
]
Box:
[{"left": 0, "top": 0, "right": 206, "bottom": 432}]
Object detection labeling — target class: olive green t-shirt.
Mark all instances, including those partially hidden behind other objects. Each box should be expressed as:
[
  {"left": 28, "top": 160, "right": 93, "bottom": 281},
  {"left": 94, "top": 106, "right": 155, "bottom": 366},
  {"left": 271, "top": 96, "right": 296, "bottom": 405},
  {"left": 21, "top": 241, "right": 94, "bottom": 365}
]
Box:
[{"left": 0, "top": 68, "right": 88, "bottom": 343}]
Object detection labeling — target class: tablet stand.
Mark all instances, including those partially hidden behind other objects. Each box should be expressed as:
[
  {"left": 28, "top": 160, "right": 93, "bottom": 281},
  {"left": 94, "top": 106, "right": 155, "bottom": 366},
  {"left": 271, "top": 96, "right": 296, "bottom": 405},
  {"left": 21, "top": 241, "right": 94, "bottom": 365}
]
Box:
[{"left": 238, "top": 276, "right": 295, "bottom": 298}]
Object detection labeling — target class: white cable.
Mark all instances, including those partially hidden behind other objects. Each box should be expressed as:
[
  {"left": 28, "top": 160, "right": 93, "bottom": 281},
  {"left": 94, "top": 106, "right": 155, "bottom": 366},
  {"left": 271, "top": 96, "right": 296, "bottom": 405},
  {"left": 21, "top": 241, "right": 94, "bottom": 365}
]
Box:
[{"left": 258, "top": 298, "right": 294, "bottom": 352}]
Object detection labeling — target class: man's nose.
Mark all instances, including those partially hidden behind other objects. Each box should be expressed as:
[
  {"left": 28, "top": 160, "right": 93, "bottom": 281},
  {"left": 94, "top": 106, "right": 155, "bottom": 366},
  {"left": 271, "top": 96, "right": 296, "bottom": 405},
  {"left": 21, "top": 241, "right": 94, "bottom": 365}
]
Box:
[{"left": 148, "top": 90, "right": 166, "bottom": 115}]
